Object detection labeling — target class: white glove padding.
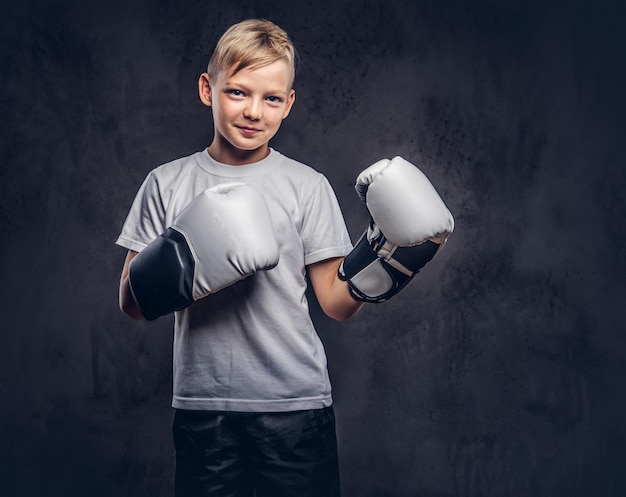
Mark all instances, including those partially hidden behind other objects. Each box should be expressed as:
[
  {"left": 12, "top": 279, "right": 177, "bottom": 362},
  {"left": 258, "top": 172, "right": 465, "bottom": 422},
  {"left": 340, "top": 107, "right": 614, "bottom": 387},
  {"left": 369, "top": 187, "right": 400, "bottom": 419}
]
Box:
[
  {"left": 339, "top": 156, "right": 454, "bottom": 302},
  {"left": 129, "top": 182, "right": 279, "bottom": 320}
]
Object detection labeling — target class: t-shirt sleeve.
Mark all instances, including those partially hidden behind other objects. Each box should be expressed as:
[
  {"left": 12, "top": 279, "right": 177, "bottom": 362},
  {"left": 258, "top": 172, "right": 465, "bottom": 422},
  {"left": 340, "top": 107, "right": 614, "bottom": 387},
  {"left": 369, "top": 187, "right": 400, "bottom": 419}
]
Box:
[
  {"left": 116, "top": 171, "right": 167, "bottom": 252},
  {"left": 301, "top": 176, "right": 353, "bottom": 266}
]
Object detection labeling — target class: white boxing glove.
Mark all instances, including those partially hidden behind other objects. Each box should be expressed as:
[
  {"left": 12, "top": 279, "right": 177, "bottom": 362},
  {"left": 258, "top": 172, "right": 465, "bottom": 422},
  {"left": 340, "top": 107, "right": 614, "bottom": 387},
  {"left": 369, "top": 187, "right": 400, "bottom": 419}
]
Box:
[
  {"left": 129, "top": 182, "right": 279, "bottom": 320},
  {"left": 338, "top": 156, "right": 454, "bottom": 302}
]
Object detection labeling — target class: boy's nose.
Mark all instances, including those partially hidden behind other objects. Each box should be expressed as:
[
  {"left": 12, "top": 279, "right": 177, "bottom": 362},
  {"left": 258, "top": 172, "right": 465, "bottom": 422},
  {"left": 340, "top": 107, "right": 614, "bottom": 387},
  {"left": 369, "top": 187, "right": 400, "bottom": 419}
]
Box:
[{"left": 244, "top": 99, "right": 263, "bottom": 120}]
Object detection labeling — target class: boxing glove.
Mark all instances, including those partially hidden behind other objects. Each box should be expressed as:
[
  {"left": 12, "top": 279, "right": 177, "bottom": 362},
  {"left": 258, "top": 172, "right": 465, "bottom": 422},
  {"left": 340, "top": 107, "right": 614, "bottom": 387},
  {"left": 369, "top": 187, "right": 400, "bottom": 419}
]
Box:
[
  {"left": 338, "top": 156, "right": 454, "bottom": 302},
  {"left": 129, "top": 182, "right": 280, "bottom": 320}
]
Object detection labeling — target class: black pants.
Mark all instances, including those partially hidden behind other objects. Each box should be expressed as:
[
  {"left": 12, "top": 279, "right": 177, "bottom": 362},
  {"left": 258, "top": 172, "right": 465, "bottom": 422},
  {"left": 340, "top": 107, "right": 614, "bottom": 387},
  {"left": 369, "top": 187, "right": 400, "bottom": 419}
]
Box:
[{"left": 172, "top": 407, "right": 341, "bottom": 497}]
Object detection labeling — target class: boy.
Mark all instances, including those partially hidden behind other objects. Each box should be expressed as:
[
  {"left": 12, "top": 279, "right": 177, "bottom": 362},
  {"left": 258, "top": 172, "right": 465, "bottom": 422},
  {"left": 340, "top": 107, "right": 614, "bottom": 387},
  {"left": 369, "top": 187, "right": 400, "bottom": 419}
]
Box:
[{"left": 117, "top": 18, "right": 453, "bottom": 497}]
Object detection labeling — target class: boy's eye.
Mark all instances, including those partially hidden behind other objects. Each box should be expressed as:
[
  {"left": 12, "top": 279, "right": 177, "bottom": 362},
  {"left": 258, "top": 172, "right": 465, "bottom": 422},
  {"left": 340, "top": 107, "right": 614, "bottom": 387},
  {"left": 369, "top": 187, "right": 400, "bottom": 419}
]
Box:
[
  {"left": 227, "top": 89, "right": 244, "bottom": 97},
  {"left": 266, "top": 96, "right": 283, "bottom": 103}
]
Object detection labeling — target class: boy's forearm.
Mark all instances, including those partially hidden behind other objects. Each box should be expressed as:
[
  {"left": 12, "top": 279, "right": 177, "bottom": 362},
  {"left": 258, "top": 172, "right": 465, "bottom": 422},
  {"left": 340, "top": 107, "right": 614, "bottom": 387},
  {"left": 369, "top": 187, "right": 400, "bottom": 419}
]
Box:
[
  {"left": 119, "top": 276, "right": 144, "bottom": 320},
  {"left": 325, "top": 278, "right": 364, "bottom": 321},
  {"left": 308, "top": 258, "right": 364, "bottom": 321},
  {"left": 119, "top": 250, "right": 144, "bottom": 320}
]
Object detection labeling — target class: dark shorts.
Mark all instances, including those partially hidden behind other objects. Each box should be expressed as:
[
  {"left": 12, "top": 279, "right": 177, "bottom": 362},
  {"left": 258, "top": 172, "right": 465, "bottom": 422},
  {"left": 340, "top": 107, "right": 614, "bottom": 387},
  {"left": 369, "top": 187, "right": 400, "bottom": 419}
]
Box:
[{"left": 172, "top": 406, "right": 340, "bottom": 497}]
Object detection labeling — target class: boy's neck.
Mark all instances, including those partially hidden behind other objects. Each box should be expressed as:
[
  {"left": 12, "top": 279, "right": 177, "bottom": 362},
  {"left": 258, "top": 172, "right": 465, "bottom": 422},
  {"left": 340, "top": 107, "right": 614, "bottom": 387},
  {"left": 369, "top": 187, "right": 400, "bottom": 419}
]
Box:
[{"left": 207, "top": 141, "right": 270, "bottom": 166}]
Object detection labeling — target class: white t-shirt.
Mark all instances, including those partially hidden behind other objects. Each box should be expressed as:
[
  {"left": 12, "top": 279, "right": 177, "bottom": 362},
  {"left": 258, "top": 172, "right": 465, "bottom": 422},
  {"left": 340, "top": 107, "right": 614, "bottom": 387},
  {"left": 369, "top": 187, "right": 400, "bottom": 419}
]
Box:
[{"left": 117, "top": 149, "right": 353, "bottom": 412}]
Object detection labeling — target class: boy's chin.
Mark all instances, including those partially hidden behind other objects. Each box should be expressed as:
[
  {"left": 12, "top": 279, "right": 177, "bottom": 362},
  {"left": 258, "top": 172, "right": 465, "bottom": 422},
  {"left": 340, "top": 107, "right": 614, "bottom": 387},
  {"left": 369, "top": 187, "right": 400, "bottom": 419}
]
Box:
[
  {"left": 231, "top": 142, "right": 269, "bottom": 155},
  {"left": 212, "top": 142, "right": 271, "bottom": 164}
]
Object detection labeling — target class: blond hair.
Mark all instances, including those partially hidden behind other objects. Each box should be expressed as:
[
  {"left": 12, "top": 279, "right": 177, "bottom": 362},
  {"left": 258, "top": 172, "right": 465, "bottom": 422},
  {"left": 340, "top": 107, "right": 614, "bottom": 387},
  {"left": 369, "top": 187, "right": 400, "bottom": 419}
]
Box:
[{"left": 207, "top": 19, "right": 296, "bottom": 87}]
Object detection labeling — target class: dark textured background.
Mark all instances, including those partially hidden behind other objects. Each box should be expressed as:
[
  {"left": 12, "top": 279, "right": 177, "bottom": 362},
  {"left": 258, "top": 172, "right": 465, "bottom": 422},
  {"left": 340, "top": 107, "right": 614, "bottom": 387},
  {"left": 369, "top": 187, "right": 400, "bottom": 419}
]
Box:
[{"left": 2, "top": 0, "right": 626, "bottom": 495}]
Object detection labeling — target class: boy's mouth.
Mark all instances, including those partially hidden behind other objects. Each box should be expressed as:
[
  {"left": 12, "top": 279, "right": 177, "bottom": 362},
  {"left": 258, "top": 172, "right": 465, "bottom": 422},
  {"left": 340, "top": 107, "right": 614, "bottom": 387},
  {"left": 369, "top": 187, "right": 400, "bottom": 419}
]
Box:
[{"left": 237, "top": 126, "right": 262, "bottom": 137}]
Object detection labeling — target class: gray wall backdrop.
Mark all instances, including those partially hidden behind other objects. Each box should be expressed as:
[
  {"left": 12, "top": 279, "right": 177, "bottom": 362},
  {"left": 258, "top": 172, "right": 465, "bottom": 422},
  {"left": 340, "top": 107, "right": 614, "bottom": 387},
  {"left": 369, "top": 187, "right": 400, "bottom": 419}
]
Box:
[{"left": 2, "top": 0, "right": 626, "bottom": 496}]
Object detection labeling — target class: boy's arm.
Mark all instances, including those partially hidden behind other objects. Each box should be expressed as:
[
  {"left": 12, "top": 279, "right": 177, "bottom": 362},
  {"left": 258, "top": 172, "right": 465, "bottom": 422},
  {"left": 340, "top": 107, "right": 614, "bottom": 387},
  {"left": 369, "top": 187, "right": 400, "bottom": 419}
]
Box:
[
  {"left": 119, "top": 250, "right": 145, "bottom": 320},
  {"left": 307, "top": 257, "right": 364, "bottom": 321}
]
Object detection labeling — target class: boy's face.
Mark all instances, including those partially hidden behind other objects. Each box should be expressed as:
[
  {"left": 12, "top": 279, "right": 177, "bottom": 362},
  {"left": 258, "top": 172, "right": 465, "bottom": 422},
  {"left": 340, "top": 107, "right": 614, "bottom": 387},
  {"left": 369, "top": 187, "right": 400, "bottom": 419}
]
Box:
[{"left": 199, "top": 60, "right": 295, "bottom": 165}]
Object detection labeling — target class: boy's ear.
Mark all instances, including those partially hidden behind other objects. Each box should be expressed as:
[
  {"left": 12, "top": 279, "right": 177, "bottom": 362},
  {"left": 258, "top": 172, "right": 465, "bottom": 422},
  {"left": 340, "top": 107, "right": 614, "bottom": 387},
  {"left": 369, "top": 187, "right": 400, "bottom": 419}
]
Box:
[
  {"left": 198, "top": 73, "right": 212, "bottom": 107},
  {"left": 282, "top": 89, "right": 296, "bottom": 119}
]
